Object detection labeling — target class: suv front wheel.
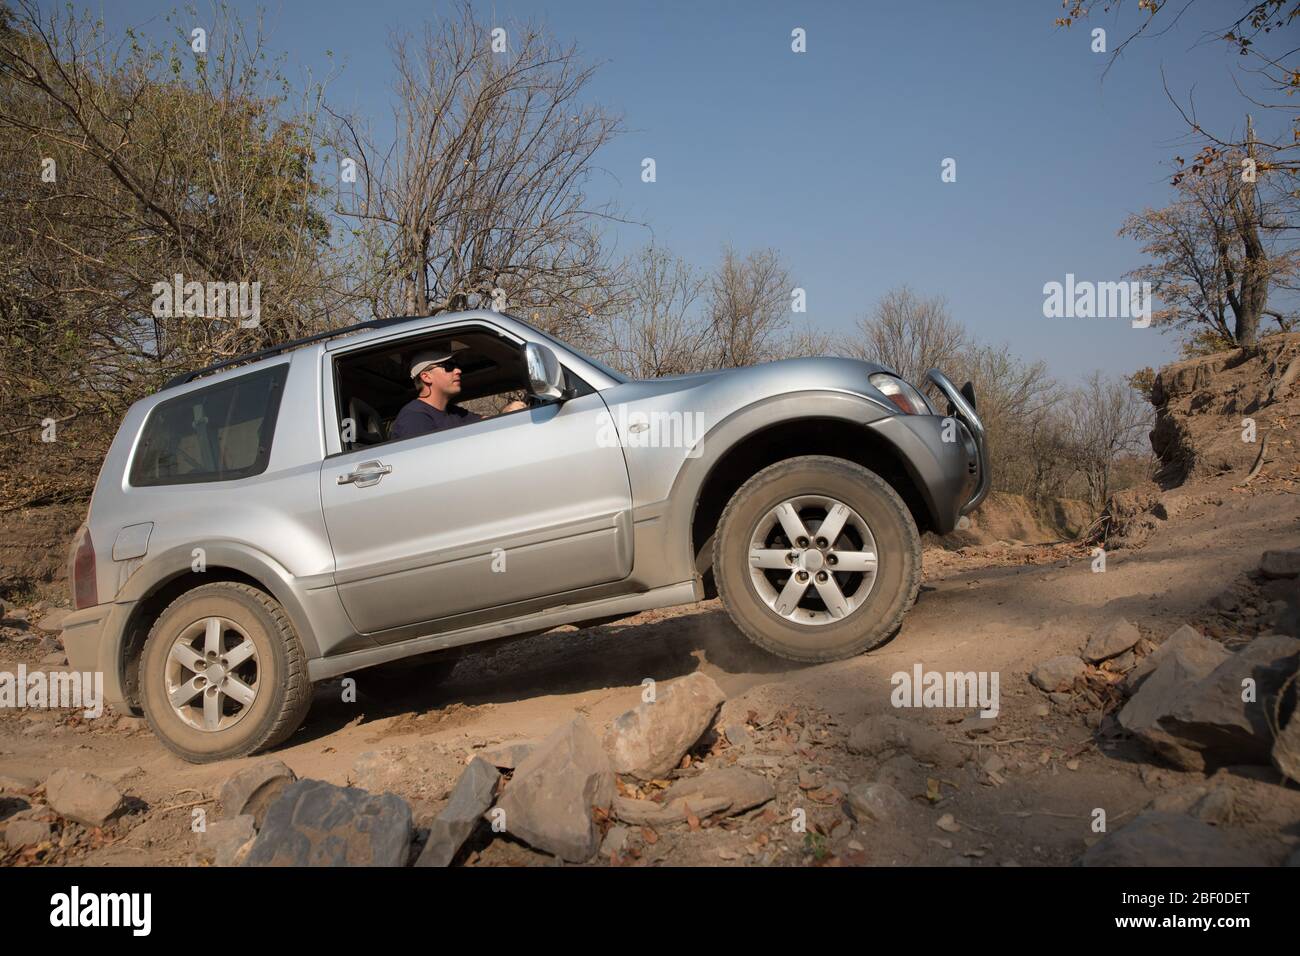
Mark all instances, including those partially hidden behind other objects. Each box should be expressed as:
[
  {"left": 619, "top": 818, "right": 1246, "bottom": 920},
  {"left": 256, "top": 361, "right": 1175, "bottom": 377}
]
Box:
[
  {"left": 714, "top": 455, "right": 921, "bottom": 662},
  {"left": 139, "top": 582, "right": 312, "bottom": 763}
]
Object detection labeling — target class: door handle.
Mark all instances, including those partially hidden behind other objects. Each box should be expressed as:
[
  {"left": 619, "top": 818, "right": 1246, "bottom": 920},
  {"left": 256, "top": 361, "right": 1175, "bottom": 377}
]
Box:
[{"left": 337, "top": 460, "right": 392, "bottom": 487}]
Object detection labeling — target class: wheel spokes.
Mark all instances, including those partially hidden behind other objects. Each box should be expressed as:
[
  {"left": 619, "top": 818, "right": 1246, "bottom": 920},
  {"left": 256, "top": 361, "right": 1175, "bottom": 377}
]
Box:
[
  {"left": 224, "top": 638, "right": 257, "bottom": 669},
  {"left": 223, "top": 675, "right": 257, "bottom": 707},
  {"left": 773, "top": 502, "right": 809, "bottom": 544},
  {"left": 202, "top": 689, "right": 221, "bottom": 730},
  {"left": 831, "top": 550, "right": 878, "bottom": 573},
  {"left": 169, "top": 677, "right": 203, "bottom": 709},
  {"left": 203, "top": 617, "right": 222, "bottom": 657},
  {"left": 749, "top": 548, "right": 791, "bottom": 570},
  {"left": 816, "top": 502, "right": 851, "bottom": 545},
  {"left": 748, "top": 494, "right": 880, "bottom": 626},
  {"left": 169, "top": 642, "right": 205, "bottom": 672},
  {"left": 773, "top": 573, "right": 808, "bottom": 616},
  {"left": 814, "top": 574, "right": 850, "bottom": 618}
]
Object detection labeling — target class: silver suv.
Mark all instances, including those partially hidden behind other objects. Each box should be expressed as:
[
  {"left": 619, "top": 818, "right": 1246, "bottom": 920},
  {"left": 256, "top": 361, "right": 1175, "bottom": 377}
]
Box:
[{"left": 61, "top": 310, "right": 987, "bottom": 762}]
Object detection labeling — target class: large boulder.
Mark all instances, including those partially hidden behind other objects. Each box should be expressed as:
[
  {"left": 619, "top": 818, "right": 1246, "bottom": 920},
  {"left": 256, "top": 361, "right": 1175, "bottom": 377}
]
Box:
[
  {"left": 1082, "top": 812, "right": 1278, "bottom": 866},
  {"left": 1157, "top": 635, "right": 1300, "bottom": 770},
  {"left": 1119, "top": 629, "right": 1231, "bottom": 770},
  {"left": 496, "top": 717, "right": 615, "bottom": 862},
  {"left": 415, "top": 757, "right": 500, "bottom": 867},
  {"left": 43, "top": 769, "right": 123, "bottom": 827},
  {"left": 603, "top": 673, "right": 725, "bottom": 779},
  {"left": 243, "top": 779, "right": 412, "bottom": 867},
  {"left": 219, "top": 759, "right": 297, "bottom": 828},
  {"left": 847, "top": 714, "right": 963, "bottom": 768}
]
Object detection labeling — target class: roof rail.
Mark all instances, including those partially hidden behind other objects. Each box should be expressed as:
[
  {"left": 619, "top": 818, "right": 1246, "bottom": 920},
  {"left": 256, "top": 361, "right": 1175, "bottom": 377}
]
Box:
[{"left": 160, "top": 315, "right": 424, "bottom": 391}]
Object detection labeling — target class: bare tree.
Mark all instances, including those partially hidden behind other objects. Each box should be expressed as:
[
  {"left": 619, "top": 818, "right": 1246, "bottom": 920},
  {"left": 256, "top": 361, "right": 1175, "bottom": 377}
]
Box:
[
  {"left": 1067, "top": 372, "right": 1153, "bottom": 508},
  {"left": 331, "top": 1, "right": 624, "bottom": 330},
  {"left": 1121, "top": 137, "right": 1298, "bottom": 351},
  {"left": 846, "top": 286, "right": 970, "bottom": 385},
  {"left": 702, "top": 246, "right": 792, "bottom": 368},
  {"left": 602, "top": 244, "right": 708, "bottom": 378},
  {"left": 1058, "top": 2, "right": 1300, "bottom": 210}
]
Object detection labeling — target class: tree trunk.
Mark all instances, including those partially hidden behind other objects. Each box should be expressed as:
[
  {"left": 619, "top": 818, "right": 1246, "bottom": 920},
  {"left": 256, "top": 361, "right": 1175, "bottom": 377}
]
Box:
[{"left": 1232, "top": 116, "right": 1267, "bottom": 347}]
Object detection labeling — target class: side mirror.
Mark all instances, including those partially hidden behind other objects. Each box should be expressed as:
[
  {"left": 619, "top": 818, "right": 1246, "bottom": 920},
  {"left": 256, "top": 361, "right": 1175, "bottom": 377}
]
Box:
[{"left": 524, "top": 342, "right": 566, "bottom": 402}]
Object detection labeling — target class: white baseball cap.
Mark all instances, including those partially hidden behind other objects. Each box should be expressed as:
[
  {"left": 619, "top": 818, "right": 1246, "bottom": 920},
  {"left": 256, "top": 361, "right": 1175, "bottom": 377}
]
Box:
[{"left": 409, "top": 341, "right": 466, "bottom": 379}]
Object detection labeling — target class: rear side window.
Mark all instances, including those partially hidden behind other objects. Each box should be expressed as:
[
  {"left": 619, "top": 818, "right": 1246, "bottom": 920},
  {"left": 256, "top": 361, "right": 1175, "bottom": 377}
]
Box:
[{"left": 130, "top": 364, "right": 289, "bottom": 486}]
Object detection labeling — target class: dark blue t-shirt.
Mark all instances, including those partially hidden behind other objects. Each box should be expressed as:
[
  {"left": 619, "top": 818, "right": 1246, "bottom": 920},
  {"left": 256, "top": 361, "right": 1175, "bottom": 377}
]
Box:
[{"left": 389, "top": 399, "right": 482, "bottom": 441}]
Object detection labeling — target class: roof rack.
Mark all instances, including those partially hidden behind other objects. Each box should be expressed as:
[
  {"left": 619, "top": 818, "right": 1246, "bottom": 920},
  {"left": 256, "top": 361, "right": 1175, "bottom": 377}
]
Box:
[{"left": 160, "top": 315, "right": 424, "bottom": 391}]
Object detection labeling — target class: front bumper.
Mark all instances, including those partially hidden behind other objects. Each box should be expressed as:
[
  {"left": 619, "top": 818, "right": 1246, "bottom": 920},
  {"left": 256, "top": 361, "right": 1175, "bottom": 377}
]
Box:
[
  {"left": 863, "top": 370, "right": 989, "bottom": 535},
  {"left": 926, "top": 369, "right": 990, "bottom": 516}
]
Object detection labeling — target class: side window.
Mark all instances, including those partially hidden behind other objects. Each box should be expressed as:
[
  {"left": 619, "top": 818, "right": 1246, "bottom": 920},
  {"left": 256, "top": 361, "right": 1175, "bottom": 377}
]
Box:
[
  {"left": 130, "top": 364, "right": 289, "bottom": 486},
  {"left": 333, "top": 325, "right": 594, "bottom": 452}
]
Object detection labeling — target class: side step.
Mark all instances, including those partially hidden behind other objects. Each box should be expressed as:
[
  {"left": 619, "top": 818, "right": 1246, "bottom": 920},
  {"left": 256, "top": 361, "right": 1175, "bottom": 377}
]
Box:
[{"left": 307, "top": 580, "right": 701, "bottom": 681}]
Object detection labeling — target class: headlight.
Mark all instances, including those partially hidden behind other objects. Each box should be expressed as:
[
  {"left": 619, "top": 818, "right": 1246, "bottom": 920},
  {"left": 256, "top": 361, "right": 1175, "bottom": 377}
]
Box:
[{"left": 869, "top": 373, "right": 933, "bottom": 415}]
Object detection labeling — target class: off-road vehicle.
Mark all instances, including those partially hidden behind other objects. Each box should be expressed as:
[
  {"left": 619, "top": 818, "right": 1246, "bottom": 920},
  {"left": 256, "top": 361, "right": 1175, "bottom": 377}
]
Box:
[{"left": 61, "top": 310, "right": 987, "bottom": 761}]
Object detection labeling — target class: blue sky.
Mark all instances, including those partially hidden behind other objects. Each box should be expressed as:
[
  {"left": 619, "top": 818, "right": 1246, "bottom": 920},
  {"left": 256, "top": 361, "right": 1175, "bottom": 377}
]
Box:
[{"left": 68, "top": 0, "right": 1294, "bottom": 383}]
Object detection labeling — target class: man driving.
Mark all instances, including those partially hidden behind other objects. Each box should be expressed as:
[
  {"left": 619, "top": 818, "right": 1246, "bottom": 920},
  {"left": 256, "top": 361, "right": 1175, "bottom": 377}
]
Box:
[{"left": 389, "top": 345, "right": 527, "bottom": 441}]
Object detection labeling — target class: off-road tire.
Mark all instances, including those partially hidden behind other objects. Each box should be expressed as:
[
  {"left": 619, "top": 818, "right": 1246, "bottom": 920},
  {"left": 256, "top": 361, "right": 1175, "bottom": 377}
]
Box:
[
  {"left": 714, "top": 455, "right": 921, "bottom": 662},
  {"left": 139, "top": 582, "right": 312, "bottom": 763}
]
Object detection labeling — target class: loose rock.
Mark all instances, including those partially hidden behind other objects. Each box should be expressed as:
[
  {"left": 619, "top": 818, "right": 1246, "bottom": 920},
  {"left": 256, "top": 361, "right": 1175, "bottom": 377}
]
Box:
[
  {"left": 661, "top": 767, "right": 774, "bottom": 816},
  {"left": 473, "top": 740, "right": 538, "bottom": 770},
  {"left": 243, "top": 779, "right": 412, "bottom": 867},
  {"left": 220, "top": 759, "right": 297, "bottom": 828},
  {"left": 415, "top": 757, "right": 499, "bottom": 867},
  {"left": 44, "top": 768, "right": 123, "bottom": 827},
  {"left": 197, "top": 815, "right": 257, "bottom": 866},
  {"left": 1082, "top": 811, "right": 1279, "bottom": 866},
  {"left": 1157, "top": 635, "right": 1300, "bottom": 769},
  {"left": 4, "top": 818, "right": 52, "bottom": 848},
  {"left": 1083, "top": 619, "right": 1141, "bottom": 663},
  {"left": 1260, "top": 548, "right": 1300, "bottom": 579},
  {"left": 846, "top": 780, "right": 910, "bottom": 823},
  {"left": 1030, "top": 655, "right": 1087, "bottom": 692},
  {"left": 603, "top": 672, "right": 725, "bottom": 779},
  {"left": 847, "top": 714, "right": 964, "bottom": 768},
  {"left": 496, "top": 716, "right": 615, "bottom": 862}
]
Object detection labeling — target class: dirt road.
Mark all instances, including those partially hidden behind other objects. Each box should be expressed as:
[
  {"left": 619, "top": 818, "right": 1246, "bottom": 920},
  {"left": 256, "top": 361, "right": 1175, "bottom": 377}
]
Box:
[{"left": 2, "top": 475, "right": 1298, "bottom": 866}]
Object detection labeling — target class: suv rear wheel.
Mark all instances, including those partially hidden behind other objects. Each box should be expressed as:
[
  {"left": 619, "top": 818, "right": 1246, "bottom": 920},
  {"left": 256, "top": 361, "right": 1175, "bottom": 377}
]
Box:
[
  {"left": 714, "top": 455, "right": 921, "bottom": 662},
  {"left": 139, "top": 582, "right": 312, "bottom": 763}
]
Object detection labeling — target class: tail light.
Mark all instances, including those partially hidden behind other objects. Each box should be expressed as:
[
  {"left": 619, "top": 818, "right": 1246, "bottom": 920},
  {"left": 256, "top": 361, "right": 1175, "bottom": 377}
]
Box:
[{"left": 69, "top": 524, "right": 98, "bottom": 609}]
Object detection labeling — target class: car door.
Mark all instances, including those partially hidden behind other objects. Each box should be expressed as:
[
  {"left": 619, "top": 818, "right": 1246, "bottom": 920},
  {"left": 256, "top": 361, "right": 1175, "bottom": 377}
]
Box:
[{"left": 319, "top": 345, "right": 634, "bottom": 637}]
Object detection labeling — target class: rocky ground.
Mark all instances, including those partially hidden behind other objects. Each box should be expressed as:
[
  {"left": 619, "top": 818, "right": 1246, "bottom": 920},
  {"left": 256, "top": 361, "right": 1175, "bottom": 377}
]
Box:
[{"left": 1, "top": 340, "right": 1299, "bottom": 867}]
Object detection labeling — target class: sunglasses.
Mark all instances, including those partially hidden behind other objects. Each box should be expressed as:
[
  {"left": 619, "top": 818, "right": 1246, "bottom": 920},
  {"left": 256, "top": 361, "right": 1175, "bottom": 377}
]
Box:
[{"left": 420, "top": 360, "right": 459, "bottom": 375}]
